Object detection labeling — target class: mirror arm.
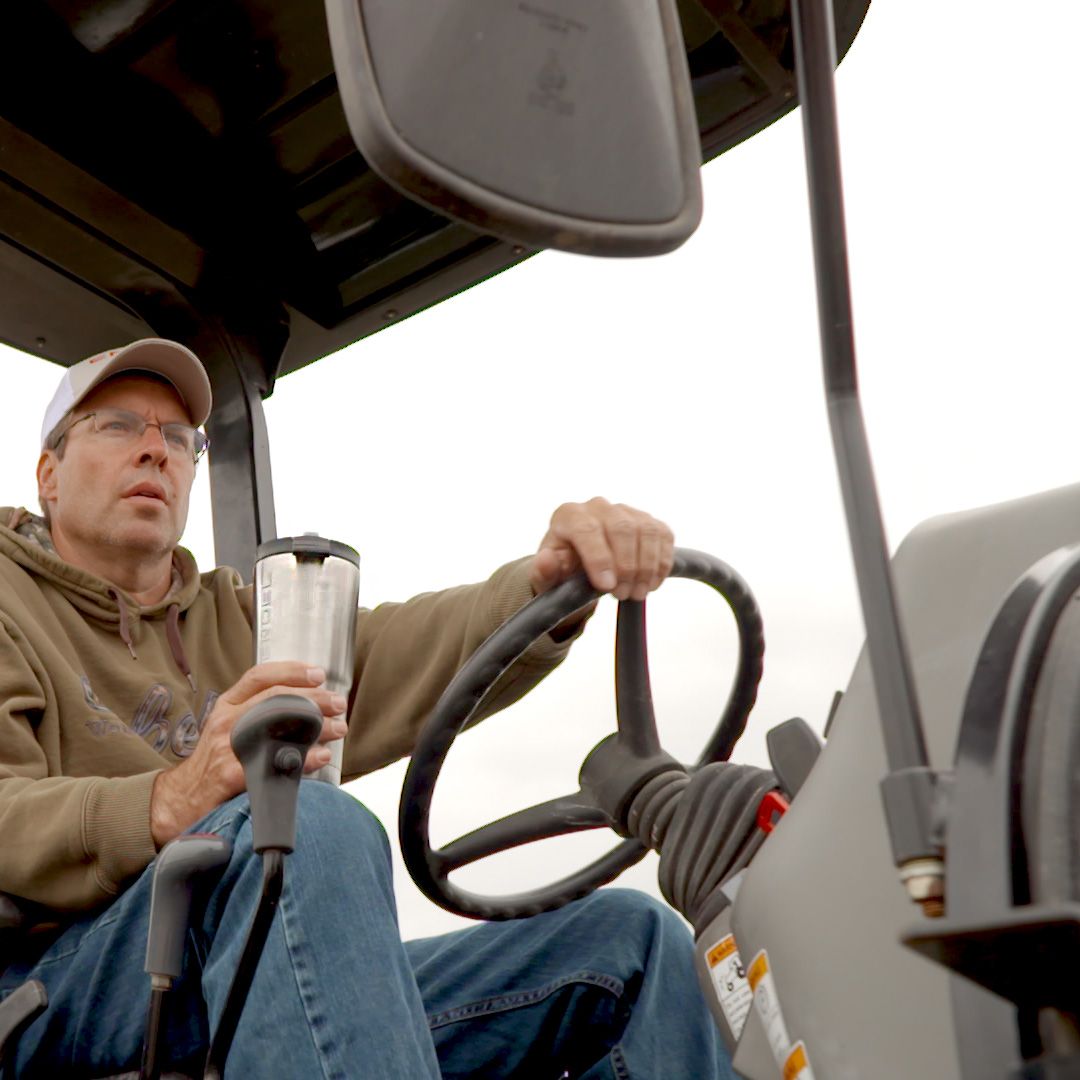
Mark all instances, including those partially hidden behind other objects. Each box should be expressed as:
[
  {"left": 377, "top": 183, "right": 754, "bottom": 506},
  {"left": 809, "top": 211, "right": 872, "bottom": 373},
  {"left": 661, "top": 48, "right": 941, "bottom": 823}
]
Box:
[{"left": 790, "top": 0, "right": 939, "bottom": 877}]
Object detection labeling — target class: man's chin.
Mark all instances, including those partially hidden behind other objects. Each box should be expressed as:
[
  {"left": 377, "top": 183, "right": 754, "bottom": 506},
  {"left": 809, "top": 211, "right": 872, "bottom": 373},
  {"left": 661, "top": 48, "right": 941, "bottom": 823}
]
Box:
[{"left": 106, "top": 520, "right": 181, "bottom": 556}]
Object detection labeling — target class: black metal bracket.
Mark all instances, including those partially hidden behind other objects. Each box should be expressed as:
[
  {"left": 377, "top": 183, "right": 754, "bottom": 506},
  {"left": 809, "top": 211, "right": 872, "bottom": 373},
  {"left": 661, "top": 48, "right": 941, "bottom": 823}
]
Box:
[
  {"left": 1012, "top": 1053, "right": 1080, "bottom": 1080},
  {"left": 904, "top": 903, "right": 1080, "bottom": 1011}
]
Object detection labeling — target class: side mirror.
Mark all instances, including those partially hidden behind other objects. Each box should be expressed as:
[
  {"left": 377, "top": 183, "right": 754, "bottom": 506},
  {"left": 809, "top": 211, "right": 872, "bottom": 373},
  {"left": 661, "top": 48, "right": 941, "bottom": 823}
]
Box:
[{"left": 326, "top": 0, "right": 703, "bottom": 256}]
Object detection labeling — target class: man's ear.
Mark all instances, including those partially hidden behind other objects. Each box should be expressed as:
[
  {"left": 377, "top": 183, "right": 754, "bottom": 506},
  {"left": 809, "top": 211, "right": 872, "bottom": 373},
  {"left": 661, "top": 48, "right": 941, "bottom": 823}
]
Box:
[{"left": 37, "top": 451, "right": 58, "bottom": 513}]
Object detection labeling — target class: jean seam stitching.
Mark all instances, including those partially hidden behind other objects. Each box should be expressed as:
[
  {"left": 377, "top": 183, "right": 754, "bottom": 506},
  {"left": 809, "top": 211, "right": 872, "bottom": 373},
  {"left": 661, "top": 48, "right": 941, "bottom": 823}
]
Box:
[
  {"left": 427, "top": 970, "right": 625, "bottom": 1030},
  {"left": 279, "top": 871, "right": 341, "bottom": 1080},
  {"left": 611, "top": 1044, "right": 631, "bottom": 1080}
]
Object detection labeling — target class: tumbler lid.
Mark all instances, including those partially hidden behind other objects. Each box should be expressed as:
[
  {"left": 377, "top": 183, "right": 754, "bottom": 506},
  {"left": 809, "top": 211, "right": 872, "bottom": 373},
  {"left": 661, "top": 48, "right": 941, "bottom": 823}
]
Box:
[{"left": 255, "top": 534, "right": 360, "bottom": 567}]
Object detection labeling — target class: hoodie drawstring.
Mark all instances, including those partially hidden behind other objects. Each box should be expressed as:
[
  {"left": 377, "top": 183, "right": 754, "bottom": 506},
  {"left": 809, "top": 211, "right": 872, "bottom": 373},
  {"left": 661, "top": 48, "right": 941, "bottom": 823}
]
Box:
[
  {"left": 6, "top": 508, "right": 30, "bottom": 531},
  {"left": 105, "top": 588, "right": 196, "bottom": 693},
  {"left": 166, "top": 604, "right": 198, "bottom": 692},
  {"left": 106, "top": 588, "right": 137, "bottom": 660}
]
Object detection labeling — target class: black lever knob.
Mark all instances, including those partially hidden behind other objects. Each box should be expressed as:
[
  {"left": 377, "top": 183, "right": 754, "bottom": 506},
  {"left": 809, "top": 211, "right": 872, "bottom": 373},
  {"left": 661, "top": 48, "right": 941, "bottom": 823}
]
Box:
[
  {"left": 765, "top": 716, "right": 823, "bottom": 799},
  {"left": 145, "top": 833, "right": 232, "bottom": 982},
  {"left": 230, "top": 694, "right": 323, "bottom": 853}
]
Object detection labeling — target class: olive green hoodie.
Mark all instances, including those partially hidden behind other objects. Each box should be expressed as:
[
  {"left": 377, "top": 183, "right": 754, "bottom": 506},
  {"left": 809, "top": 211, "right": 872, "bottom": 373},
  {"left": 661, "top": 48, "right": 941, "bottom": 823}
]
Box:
[{"left": 0, "top": 507, "right": 573, "bottom": 913}]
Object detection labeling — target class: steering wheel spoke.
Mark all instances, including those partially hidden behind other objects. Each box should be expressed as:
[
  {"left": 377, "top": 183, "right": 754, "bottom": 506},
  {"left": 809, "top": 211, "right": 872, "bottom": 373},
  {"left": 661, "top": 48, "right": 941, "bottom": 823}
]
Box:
[
  {"left": 615, "top": 599, "right": 662, "bottom": 757},
  {"left": 434, "top": 791, "right": 611, "bottom": 875}
]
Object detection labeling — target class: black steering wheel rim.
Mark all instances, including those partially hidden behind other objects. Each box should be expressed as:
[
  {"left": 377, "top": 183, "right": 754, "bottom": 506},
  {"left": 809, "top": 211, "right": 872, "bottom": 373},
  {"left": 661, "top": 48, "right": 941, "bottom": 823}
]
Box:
[{"left": 399, "top": 547, "right": 764, "bottom": 920}]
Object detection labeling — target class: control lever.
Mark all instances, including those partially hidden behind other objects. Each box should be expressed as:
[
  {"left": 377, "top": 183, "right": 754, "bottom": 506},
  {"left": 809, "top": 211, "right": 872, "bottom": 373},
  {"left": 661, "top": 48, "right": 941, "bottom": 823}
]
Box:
[
  {"left": 765, "top": 716, "right": 823, "bottom": 799},
  {"left": 230, "top": 694, "right": 324, "bottom": 852},
  {"left": 0, "top": 980, "right": 47, "bottom": 1068},
  {"left": 140, "top": 834, "right": 232, "bottom": 1080},
  {"left": 204, "top": 694, "right": 322, "bottom": 1080}
]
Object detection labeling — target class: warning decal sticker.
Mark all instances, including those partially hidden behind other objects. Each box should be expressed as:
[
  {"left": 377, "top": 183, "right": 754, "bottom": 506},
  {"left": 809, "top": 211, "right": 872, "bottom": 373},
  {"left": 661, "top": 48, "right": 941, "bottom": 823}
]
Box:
[
  {"left": 706, "top": 934, "right": 752, "bottom": 1039},
  {"left": 747, "top": 950, "right": 816, "bottom": 1080},
  {"left": 783, "top": 1041, "right": 814, "bottom": 1080}
]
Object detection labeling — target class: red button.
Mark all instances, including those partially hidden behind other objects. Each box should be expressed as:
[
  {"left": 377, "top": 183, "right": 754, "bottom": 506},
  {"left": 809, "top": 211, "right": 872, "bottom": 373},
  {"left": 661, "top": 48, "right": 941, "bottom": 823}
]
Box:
[{"left": 756, "top": 790, "right": 790, "bottom": 834}]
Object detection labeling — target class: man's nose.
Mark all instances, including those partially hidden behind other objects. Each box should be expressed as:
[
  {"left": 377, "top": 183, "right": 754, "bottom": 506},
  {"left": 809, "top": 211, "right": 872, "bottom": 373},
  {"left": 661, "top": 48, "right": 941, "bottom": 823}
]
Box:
[{"left": 133, "top": 423, "right": 169, "bottom": 464}]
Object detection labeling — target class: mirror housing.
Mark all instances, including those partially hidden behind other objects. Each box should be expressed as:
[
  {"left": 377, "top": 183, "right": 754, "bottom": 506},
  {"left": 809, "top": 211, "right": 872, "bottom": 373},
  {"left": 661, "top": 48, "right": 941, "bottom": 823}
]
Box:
[{"left": 326, "top": 0, "right": 703, "bottom": 256}]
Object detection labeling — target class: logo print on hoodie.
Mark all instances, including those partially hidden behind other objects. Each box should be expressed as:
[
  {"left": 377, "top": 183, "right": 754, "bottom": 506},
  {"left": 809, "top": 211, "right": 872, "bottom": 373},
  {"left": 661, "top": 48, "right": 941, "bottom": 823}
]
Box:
[
  {"left": 81, "top": 677, "right": 135, "bottom": 738},
  {"left": 172, "top": 691, "right": 218, "bottom": 758},
  {"left": 86, "top": 678, "right": 217, "bottom": 757},
  {"left": 132, "top": 684, "right": 172, "bottom": 752},
  {"left": 81, "top": 676, "right": 110, "bottom": 713}
]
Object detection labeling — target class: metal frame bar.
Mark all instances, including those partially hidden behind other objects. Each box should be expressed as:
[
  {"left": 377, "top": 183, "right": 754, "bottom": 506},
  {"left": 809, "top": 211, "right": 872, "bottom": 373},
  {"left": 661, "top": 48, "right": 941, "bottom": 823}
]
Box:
[
  {"left": 788, "top": 0, "right": 933, "bottom": 848},
  {"left": 203, "top": 343, "right": 277, "bottom": 582}
]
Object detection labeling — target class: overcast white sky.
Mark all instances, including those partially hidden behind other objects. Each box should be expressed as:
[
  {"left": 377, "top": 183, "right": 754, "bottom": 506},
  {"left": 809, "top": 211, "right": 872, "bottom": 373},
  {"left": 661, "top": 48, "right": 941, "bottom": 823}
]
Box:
[{"left": 3, "top": 1, "right": 1079, "bottom": 939}]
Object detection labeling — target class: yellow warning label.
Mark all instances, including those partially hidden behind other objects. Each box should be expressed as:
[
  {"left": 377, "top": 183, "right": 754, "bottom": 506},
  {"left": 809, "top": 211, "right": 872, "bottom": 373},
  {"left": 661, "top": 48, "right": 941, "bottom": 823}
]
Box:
[
  {"left": 749, "top": 949, "right": 788, "bottom": 1062},
  {"left": 707, "top": 936, "right": 737, "bottom": 967},
  {"left": 747, "top": 950, "right": 770, "bottom": 991},
  {"left": 783, "top": 1041, "right": 812, "bottom": 1080},
  {"left": 706, "top": 934, "right": 752, "bottom": 1040}
]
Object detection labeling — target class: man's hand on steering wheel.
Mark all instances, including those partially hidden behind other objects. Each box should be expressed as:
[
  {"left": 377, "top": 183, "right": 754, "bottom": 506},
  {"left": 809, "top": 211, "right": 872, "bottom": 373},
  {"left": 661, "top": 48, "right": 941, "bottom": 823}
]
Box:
[{"left": 530, "top": 497, "right": 675, "bottom": 601}]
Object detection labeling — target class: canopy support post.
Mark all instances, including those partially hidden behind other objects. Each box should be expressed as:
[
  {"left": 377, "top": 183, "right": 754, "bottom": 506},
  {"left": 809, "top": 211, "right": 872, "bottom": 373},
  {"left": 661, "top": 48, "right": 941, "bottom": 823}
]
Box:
[{"left": 202, "top": 340, "right": 277, "bottom": 582}]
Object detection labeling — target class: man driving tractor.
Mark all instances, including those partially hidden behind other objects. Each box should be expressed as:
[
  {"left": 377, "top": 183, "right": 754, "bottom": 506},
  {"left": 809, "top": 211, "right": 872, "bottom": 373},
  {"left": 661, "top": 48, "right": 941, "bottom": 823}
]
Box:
[{"left": 0, "top": 339, "right": 731, "bottom": 1077}]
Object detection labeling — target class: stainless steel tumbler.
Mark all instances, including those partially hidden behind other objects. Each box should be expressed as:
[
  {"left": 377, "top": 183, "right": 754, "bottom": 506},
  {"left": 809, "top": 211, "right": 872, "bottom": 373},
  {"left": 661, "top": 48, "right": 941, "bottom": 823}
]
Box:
[{"left": 253, "top": 534, "right": 360, "bottom": 785}]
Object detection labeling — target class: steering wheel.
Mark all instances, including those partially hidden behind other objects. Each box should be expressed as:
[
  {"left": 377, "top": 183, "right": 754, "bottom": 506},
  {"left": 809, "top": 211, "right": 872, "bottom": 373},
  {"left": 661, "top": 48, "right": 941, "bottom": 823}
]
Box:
[{"left": 399, "top": 548, "right": 765, "bottom": 920}]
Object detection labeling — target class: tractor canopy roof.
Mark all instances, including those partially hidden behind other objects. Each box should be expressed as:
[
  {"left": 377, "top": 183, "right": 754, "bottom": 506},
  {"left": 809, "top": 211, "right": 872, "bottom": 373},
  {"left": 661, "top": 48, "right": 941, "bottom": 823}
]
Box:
[{"left": 0, "top": 0, "right": 869, "bottom": 389}]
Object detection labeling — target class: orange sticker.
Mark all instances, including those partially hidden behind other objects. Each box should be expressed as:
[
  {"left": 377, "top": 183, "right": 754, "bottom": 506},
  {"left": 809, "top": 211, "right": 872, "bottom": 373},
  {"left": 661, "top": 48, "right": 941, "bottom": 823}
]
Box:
[
  {"left": 747, "top": 950, "right": 770, "bottom": 991},
  {"left": 784, "top": 1041, "right": 810, "bottom": 1080},
  {"left": 707, "top": 936, "right": 738, "bottom": 967},
  {"left": 706, "top": 934, "right": 752, "bottom": 1039}
]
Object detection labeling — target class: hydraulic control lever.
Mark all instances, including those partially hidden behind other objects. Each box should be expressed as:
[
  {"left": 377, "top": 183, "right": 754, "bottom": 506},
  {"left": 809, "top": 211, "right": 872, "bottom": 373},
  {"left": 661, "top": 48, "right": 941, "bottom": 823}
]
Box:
[
  {"left": 0, "top": 980, "right": 47, "bottom": 1071},
  {"left": 765, "top": 716, "right": 823, "bottom": 800},
  {"left": 204, "top": 694, "right": 323, "bottom": 1080},
  {"left": 229, "top": 694, "right": 325, "bottom": 854},
  {"left": 140, "top": 834, "right": 232, "bottom": 1080}
]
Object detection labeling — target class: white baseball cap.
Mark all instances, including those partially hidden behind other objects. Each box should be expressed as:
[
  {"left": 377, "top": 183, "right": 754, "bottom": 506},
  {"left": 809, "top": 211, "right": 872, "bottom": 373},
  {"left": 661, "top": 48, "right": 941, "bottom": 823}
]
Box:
[{"left": 40, "top": 339, "right": 213, "bottom": 451}]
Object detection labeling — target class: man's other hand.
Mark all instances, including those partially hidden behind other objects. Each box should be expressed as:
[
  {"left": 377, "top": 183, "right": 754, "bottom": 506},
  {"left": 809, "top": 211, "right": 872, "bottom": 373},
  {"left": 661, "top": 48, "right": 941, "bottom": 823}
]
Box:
[
  {"left": 150, "top": 661, "right": 348, "bottom": 847},
  {"left": 529, "top": 497, "right": 675, "bottom": 601}
]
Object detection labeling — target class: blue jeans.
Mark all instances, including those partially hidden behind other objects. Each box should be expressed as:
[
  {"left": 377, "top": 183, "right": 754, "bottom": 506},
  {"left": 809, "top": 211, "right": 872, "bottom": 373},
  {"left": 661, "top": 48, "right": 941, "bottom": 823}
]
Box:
[{"left": 0, "top": 783, "right": 732, "bottom": 1078}]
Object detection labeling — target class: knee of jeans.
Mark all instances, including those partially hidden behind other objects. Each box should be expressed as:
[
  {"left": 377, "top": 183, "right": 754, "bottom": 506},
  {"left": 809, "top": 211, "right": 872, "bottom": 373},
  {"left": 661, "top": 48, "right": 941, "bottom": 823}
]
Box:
[
  {"left": 293, "top": 780, "right": 390, "bottom": 859},
  {"left": 578, "top": 887, "right": 690, "bottom": 943}
]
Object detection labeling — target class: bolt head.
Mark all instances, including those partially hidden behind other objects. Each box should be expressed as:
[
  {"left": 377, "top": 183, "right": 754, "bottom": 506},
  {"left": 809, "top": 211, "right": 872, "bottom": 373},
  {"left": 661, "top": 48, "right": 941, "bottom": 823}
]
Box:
[
  {"left": 273, "top": 746, "right": 303, "bottom": 776},
  {"left": 904, "top": 874, "right": 944, "bottom": 902}
]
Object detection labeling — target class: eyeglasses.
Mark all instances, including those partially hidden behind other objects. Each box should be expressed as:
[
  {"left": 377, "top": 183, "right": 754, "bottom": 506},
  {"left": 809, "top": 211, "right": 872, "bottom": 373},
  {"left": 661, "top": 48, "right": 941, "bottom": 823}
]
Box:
[{"left": 58, "top": 407, "right": 209, "bottom": 463}]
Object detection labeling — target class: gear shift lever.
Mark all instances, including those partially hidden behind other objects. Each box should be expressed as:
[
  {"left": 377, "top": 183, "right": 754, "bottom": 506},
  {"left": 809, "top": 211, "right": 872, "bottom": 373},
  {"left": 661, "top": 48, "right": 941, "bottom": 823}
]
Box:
[
  {"left": 140, "top": 834, "right": 232, "bottom": 1080},
  {"left": 229, "top": 694, "right": 324, "bottom": 852},
  {"left": 203, "top": 694, "right": 322, "bottom": 1080}
]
